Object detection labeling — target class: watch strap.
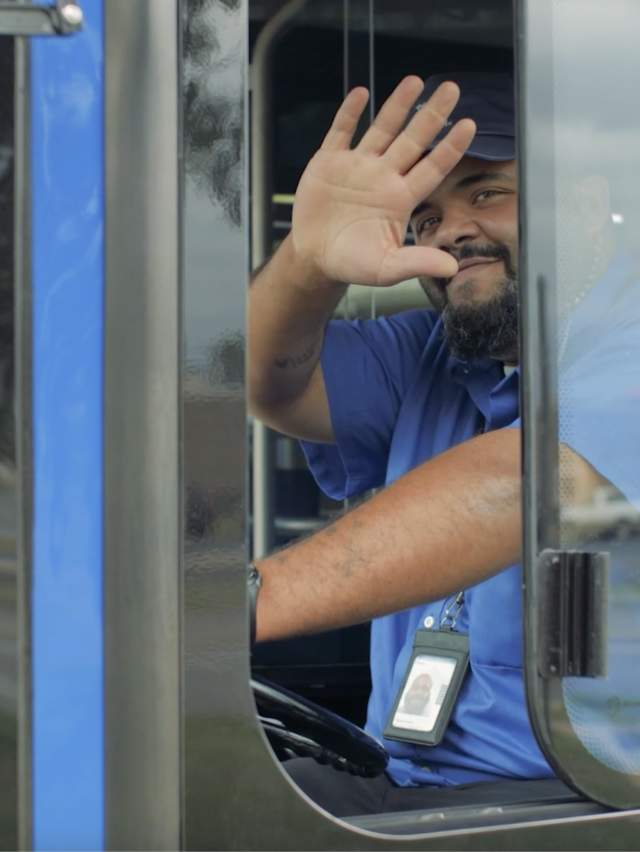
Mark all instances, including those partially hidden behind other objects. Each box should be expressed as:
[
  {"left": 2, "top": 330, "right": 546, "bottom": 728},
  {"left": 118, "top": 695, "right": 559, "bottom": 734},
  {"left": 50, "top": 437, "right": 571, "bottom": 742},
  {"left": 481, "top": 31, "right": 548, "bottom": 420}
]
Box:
[{"left": 248, "top": 563, "right": 262, "bottom": 649}]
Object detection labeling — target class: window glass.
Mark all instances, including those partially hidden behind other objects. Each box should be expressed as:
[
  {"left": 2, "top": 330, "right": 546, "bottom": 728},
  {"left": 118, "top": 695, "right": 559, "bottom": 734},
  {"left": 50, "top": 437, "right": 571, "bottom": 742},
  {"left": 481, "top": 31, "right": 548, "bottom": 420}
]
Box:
[
  {"left": 523, "top": 0, "right": 640, "bottom": 804},
  {"left": 553, "top": 0, "right": 640, "bottom": 775}
]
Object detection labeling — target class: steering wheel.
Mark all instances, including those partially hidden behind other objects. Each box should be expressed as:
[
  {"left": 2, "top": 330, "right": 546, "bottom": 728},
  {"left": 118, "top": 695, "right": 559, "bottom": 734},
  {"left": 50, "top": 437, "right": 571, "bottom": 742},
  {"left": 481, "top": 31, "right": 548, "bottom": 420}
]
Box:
[{"left": 252, "top": 675, "right": 389, "bottom": 777}]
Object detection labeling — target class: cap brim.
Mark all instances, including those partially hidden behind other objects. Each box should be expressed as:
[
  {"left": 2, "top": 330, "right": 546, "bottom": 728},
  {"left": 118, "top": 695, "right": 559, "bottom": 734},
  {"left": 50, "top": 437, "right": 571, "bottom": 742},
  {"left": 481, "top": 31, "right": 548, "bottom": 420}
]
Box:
[
  {"left": 463, "top": 134, "right": 515, "bottom": 162},
  {"left": 426, "top": 133, "right": 515, "bottom": 162}
]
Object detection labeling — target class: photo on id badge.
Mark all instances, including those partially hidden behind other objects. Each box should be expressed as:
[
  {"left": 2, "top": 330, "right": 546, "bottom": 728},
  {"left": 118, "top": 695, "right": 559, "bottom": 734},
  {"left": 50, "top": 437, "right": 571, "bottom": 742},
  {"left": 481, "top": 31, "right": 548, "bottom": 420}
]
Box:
[
  {"left": 384, "top": 627, "right": 469, "bottom": 746},
  {"left": 392, "top": 654, "right": 456, "bottom": 733}
]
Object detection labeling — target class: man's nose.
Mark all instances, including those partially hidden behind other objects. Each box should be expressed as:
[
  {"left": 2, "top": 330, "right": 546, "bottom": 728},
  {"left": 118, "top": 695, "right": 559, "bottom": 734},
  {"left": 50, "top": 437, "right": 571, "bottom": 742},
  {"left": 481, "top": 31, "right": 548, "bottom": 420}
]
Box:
[{"left": 434, "top": 210, "right": 482, "bottom": 253}]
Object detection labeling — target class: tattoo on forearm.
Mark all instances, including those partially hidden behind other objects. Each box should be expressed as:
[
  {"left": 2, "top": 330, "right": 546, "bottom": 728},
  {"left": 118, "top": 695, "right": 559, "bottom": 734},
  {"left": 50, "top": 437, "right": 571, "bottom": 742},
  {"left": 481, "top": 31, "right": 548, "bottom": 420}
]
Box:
[{"left": 274, "top": 340, "right": 319, "bottom": 370}]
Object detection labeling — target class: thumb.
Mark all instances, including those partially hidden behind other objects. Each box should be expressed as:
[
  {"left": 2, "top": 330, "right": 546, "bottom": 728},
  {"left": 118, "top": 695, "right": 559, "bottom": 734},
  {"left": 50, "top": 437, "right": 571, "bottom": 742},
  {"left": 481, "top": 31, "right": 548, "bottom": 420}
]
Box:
[{"left": 376, "top": 246, "right": 458, "bottom": 286}]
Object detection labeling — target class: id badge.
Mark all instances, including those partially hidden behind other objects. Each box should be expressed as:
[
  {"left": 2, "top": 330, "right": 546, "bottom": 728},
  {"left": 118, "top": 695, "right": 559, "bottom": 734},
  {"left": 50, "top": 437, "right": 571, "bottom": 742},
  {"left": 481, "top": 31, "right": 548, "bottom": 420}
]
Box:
[{"left": 383, "top": 629, "right": 469, "bottom": 747}]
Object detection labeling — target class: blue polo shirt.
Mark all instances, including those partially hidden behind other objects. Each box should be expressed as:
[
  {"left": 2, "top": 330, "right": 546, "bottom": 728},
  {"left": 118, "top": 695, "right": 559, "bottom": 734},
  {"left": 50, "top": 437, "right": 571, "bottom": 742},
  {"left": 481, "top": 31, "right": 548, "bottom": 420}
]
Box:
[
  {"left": 301, "top": 308, "right": 552, "bottom": 787},
  {"left": 301, "top": 255, "right": 640, "bottom": 787}
]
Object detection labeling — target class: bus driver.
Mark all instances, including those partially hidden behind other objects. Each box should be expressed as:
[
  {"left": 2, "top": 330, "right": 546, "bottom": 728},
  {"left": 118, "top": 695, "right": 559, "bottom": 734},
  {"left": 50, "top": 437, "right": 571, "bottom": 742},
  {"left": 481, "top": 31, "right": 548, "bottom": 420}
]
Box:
[{"left": 248, "top": 72, "right": 613, "bottom": 816}]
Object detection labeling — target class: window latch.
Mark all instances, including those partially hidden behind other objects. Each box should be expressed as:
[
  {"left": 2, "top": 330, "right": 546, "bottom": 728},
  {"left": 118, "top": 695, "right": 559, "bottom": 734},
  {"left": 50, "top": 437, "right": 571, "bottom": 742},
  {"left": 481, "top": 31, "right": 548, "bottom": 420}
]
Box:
[
  {"left": 538, "top": 549, "right": 609, "bottom": 679},
  {"left": 0, "top": 1, "right": 82, "bottom": 36}
]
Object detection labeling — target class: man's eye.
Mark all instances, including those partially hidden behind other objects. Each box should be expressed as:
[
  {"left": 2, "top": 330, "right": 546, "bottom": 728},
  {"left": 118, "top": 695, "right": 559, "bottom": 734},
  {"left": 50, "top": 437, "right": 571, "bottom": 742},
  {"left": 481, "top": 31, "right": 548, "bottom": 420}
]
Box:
[
  {"left": 474, "top": 189, "right": 502, "bottom": 203},
  {"left": 417, "top": 216, "right": 440, "bottom": 233}
]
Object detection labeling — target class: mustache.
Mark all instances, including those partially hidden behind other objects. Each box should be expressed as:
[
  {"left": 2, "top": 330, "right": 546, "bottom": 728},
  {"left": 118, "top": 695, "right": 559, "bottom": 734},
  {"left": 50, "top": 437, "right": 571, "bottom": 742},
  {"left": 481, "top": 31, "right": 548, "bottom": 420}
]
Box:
[{"left": 435, "top": 243, "right": 516, "bottom": 286}]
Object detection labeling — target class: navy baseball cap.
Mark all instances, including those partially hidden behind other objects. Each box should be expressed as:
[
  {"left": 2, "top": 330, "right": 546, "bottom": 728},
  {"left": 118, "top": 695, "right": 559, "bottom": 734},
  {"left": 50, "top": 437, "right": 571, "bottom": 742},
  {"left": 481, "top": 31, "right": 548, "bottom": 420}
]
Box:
[{"left": 417, "top": 71, "right": 515, "bottom": 161}]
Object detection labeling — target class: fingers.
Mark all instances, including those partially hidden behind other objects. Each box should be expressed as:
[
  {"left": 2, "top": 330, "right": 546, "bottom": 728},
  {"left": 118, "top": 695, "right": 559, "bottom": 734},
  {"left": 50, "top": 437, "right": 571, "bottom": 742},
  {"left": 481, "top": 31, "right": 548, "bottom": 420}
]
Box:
[
  {"left": 405, "top": 118, "right": 477, "bottom": 203},
  {"left": 377, "top": 245, "right": 459, "bottom": 286},
  {"left": 358, "top": 76, "right": 424, "bottom": 155},
  {"left": 320, "top": 87, "right": 370, "bottom": 152},
  {"left": 321, "top": 78, "right": 469, "bottom": 180},
  {"left": 384, "top": 81, "right": 461, "bottom": 173}
]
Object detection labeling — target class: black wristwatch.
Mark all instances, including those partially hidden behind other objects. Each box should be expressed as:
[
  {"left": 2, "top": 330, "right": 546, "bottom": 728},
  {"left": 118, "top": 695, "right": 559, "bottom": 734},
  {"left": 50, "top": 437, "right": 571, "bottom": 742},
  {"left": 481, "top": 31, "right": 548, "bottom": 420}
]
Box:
[{"left": 247, "top": 563, "right": 262, "bottom": 650}]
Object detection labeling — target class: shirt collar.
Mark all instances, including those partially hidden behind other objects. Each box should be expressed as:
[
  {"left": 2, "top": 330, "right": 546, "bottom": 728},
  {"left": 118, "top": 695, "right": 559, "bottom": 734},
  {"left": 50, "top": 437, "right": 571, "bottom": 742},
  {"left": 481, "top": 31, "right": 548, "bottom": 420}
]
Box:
[{"left": 446, "top": 352, "right": 504, "bottom": 383}]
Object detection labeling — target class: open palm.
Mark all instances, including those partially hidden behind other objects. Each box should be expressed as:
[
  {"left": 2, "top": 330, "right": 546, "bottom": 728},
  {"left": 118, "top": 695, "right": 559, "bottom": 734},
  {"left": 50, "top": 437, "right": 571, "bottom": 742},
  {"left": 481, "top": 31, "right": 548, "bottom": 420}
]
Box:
[{"left": 291, "top": 77, "right": 476, "bottom": 287}]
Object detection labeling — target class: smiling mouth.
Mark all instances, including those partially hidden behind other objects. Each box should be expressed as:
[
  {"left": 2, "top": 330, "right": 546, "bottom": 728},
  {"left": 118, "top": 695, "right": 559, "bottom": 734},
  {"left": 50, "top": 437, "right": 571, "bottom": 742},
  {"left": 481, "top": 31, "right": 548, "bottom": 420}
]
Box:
[{"left": 448, "top": 258, "right": 500, "bottom": 285}]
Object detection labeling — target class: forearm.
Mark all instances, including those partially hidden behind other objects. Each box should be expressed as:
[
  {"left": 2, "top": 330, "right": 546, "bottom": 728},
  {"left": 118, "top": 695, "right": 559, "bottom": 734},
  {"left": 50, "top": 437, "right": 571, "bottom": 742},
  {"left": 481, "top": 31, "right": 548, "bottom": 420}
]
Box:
[
  {"left": 255, "top": 429, "right": 521, "bottom": 642},
  {"left": 248, "top": 234, "right": 347, "bottom": 415}
]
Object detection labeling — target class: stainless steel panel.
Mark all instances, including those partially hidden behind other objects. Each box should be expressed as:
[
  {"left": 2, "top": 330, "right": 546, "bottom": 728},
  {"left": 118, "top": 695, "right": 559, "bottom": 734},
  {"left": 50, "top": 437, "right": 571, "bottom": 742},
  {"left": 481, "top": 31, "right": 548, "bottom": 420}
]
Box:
[
  {"left": 182, "top": 0, "right": 257, "bottom": 844},
  {"left": 0, "top": 31, "right": 18, "bottom": 852},
  {"left": 104, "top": 2, "right": 182, "bottom": 848},
  {"left": 13, "top": 34, "right": 31, "bottom": 851}
]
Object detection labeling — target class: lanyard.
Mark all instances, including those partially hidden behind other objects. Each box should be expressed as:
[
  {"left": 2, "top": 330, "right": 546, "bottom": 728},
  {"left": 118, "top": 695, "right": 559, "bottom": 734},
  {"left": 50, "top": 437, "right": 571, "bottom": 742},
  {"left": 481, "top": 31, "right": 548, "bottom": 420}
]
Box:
[
  {"left": 439, "top": 591, "right": 465, "bottom": 631},
  {"left": 385, "top": 597, "right": 470, "bottom": 747}
]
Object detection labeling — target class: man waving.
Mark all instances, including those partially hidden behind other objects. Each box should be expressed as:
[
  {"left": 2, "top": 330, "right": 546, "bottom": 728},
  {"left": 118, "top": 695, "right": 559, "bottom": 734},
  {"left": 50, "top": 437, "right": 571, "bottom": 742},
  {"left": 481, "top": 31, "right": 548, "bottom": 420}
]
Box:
[{"left": 248, "top": 72, "right": 586, "bottom": 816}]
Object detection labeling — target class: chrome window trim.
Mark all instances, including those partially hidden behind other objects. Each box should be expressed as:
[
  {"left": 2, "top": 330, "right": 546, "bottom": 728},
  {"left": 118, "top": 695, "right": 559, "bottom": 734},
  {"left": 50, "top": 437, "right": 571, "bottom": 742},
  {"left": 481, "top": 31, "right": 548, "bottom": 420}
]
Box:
[{"left": 103, "top": 2, "right": 182, "bottom": 847}]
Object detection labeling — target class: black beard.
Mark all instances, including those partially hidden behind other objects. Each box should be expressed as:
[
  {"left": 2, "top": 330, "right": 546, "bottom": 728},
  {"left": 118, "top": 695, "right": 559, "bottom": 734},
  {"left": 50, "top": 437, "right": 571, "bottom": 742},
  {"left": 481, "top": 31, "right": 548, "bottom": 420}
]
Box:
[{"left": 438, "top": 243, "right": 519, "bottom": 362}]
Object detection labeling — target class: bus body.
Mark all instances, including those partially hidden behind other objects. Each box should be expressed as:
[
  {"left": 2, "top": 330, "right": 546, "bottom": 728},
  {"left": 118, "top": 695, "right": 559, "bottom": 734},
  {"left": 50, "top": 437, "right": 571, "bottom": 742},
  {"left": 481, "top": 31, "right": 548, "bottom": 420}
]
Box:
[{"left": 0, "top": 0, "right": 639, "bottom": 848}]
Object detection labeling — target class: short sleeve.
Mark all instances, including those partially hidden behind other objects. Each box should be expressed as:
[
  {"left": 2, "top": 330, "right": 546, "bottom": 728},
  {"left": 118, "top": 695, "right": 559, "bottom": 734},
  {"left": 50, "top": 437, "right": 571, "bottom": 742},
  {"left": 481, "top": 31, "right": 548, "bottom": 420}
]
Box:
[
  {"left": 502, "top": 326, "right": 639, "bottom": 505},
  {"left": 300, "top": 310, "right": 437, "bottom": 500},
  {"left": 559, "top": 333, "right": 640, "bottom": 507}
]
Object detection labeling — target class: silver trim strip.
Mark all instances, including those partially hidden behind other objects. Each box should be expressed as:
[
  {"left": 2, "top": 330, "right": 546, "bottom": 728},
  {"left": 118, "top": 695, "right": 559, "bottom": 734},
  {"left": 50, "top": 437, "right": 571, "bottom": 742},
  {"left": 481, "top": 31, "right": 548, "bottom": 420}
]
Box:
[
  {"left": 14, "top": 33, "right": 32, "bottom": 852},
  {"left": 104, "top": 1, "right": 182, "bottom": 847}
]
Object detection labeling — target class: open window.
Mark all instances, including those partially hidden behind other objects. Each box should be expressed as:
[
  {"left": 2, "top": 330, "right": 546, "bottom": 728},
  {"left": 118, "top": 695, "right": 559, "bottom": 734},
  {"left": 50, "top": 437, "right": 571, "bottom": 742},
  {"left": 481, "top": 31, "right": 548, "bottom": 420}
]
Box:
[
  {"left": 248, "top": 0, "right": 515, "bottom": 728},
  {"left": 248, "top": 0, "right": 491, "bottom": 728},
  {"left": 243, "top": 0, "right": 640, "bottom": 833}
]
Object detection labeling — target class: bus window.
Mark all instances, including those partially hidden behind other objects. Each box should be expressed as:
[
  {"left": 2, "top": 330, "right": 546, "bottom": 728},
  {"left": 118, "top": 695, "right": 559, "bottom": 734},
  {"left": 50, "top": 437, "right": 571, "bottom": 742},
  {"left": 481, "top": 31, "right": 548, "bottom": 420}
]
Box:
[{"left": 244, "top": 0, "right": 607, "bottom": 829}]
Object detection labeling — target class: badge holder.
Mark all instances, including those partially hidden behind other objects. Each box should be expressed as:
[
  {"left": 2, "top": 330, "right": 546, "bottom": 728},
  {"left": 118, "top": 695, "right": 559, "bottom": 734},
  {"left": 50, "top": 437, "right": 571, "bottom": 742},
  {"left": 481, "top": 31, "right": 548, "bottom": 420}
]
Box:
[{"left": 383, "top": 594, "right": 470, "bottom": 747}]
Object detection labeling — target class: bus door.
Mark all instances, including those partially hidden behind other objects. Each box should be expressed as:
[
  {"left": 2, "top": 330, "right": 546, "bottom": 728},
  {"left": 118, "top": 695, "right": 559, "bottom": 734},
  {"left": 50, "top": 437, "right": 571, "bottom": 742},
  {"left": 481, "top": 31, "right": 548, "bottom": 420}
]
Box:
[{"left": 519, "top": 0, "right": 640, "bottom": 811}]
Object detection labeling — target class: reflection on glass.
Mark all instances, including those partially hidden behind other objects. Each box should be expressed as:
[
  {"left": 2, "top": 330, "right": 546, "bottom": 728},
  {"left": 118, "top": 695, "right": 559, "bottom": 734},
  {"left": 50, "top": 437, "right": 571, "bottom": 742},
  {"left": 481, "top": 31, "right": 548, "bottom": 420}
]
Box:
[
  {"left": 550, "top": 0, "right": 640, "bottom": 775},
  {"left": 182, "top": 2, "right": 247, "bottom": 847}
]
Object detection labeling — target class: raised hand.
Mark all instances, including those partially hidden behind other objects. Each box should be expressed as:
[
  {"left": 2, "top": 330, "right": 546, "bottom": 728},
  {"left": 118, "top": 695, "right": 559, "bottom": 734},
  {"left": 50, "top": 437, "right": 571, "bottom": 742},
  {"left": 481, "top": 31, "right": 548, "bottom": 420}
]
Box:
[{"left": 291, "top": 77, "right": 476, "bottom": 287}]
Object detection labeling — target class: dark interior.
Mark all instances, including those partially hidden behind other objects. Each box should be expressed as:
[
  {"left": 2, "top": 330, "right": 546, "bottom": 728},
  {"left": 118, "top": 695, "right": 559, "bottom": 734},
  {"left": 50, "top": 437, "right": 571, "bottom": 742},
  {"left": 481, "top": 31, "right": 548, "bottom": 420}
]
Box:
[{"left": 249, "top": 0, "right": 513, "bottom": 729}]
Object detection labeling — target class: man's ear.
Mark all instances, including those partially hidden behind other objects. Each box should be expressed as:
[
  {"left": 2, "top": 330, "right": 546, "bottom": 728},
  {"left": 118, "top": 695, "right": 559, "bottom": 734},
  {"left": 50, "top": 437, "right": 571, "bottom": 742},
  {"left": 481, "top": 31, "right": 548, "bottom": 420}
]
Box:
[{"left": 574, "top": 174, "right": 611, "bottom": 236}]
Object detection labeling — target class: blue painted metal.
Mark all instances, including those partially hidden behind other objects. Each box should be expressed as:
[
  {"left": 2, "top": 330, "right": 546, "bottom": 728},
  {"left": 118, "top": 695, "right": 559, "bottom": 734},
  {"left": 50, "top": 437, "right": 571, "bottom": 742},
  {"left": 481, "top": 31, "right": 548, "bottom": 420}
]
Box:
[{"left": 31, "top": 0, "right": 104, "bottom": 847}]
